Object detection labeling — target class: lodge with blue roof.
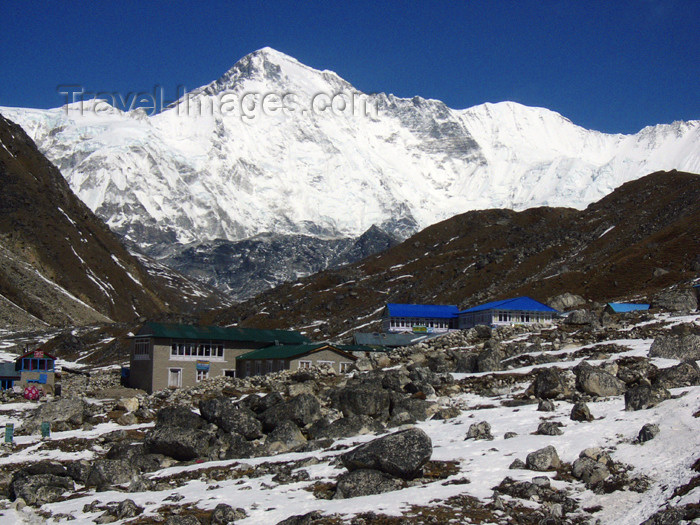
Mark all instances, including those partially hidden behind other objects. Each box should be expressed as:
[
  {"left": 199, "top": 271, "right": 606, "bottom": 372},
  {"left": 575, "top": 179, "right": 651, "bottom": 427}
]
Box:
[
  {"left": 382, "top": 303, "right": 459, "bottom": 333},
  {"left": 604, "top": 302, "right": 650, "bottom": 314},
  {"left": 457, "top": 297, "right": 558, "bottom": 329}
]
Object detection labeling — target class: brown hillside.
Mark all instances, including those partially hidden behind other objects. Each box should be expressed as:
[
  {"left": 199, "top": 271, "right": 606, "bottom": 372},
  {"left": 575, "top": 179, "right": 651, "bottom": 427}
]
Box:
[
  {"left": 0, "top": 114, "right": 223, "bottom": 328},
  {"left": 205, "top": 171, "right": 700, "bottom": 339}
]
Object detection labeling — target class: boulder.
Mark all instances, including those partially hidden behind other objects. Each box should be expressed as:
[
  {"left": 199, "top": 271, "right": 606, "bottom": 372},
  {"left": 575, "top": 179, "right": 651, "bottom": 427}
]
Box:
[
  {"left": 533, "top": 368, "right": 572, "bottom": 399},
  {"left": 565, "top": 309, "right": 597, "bottom": 325},
  {"left": 652, "top": 361, "right": 700, "bottom": 389},
  {"left": 652, "top": 289, "right": 698, "bottom": 312},
  {"left": 649, "top": 334, "right": 700, "bottom": 361},
  {"left": 10, "top": 473, "right": 73, "bottom": 505},
  {"left": 154, "top": 406, "right": 206, "bottom": 430},
  {"left": 548, "top": 293, "right": 585, "bottom": 312},
  {"left": 476, "top": 347, "right": 502, "bottom": 372},
  {"left": 638, "top": 423, "right": 660, "bottom": 443},
  {"left": 341, "top": 427, "right": 432, "bottom": 480},
  {"left": 334, "top": 469, "right": 402, "bottom": 499},
  {"left": 85, "top": 459, "right": 140, "bottom": 489},
  {"left": 509, "top": 458, "right": 526, "bottom": 469},
  {"left": 259, "top": 393, "right": 322, "bottom": 432},
  {"left": 211, "top": 504, "right": 246, "bottom": 525},
  {"left": 266, "top": 420, "right": 307, "bottom": 453},
  {"left": 388, "top": 393, "right": 434, "bottom": 426},
  {"left": 334, "top": 387, "right": 391, "bottom": 421},
  {"left": 572, "top": 457, "right": 610, "bottom": 487},
  {"left": 145, "top": 427, "right": 219, "bottom": 461},
  {"left": 465, "top": 421, "right": 493, "bottom": 440},
  {"left": 96, "top": 499, "right": 144, "bottom": 522},
  {"left": 575, "top": 362, "right": 626, "bottom": 397},
  {"left": 199, "top": 396, "right": 262, "bottom": 439},
  {"left": 536, "top": 421, "right": 563, "bottom": 436},
  {"left": 504, "top": 432, "right": 518, "bottom": 440},
  {"left": 537, "top": 399, "right": 556, "bottom": 412},
  {"left": 115, "top": 397, "right": 139, "bottom": 413},
  {"left": 570, "top": 401, "right": 593, "bottom": 422},
  {"left": 616, "top": 358, "right": 658, "bottom": 385},
  {"left": 307, "top": 414, "right": 384, "bottom": 440},
  {"left": 219, "top": 431, "right": 255, "bottom": 459},
  {"left": 22, "top": 397, "right": 89, "bottom": 434},
  {"left": 624, "top": 385, "right": 671, "bottom": 411},
  {"left": 453, "top": 352, "right": 478, "bottom": 373},
  {"left": 525, "top": 446, "right": 561, "bottom": 471},
  {"left": 240, "top": 392, "right": 284, "bottom": 414}
]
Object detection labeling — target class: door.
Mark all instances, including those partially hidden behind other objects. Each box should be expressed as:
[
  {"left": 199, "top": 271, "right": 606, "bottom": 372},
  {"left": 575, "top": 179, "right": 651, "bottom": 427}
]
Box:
[{"left": 168, "top": 368, "right": 182, "bottom": 388}]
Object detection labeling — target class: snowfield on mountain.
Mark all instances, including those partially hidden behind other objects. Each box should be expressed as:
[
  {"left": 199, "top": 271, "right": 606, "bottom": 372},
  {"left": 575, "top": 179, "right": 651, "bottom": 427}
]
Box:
[{"left": 2, "top": 47, "right": 699, "bottom": 251}]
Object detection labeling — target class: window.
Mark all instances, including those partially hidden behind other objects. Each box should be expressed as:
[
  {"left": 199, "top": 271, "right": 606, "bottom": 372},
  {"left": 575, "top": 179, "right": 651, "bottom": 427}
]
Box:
[
  {"left": 245, "top": 362, "right": 252, "bottom": 377},
  {"left": 134, "top": 339, "right": 150, "bottom": 360},
  {"left": 168, "top": 368, "right": 182, "bottom": 388},
  {"left": 339, "top": 362, "right": 352, "bottom": 373},
  {"left": 255, "top": 361, "right": 262, "bottom": 375},
  {"left": 171, "top": 340, "right": 225, "bottom": 360},
  {"left": 223, "top": 370, "right": 236, "bottom": 378},
  {"left": 266, "top": 361, "right": 274, "bottom": 373},
  {"left": 196, "top": 369, "right": 209, "bottom": 382},
  {"left": 298, "top": 360, "right": 312, "bottom": 369},
  {"left": 278, "top": 361, "right": 286, "bottom": 371}
]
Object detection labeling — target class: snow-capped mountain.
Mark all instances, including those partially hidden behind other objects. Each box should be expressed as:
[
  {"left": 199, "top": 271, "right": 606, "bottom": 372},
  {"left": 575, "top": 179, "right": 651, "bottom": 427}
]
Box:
[{"left": 1, "top": 47, "right": 698, "bottom": 297}]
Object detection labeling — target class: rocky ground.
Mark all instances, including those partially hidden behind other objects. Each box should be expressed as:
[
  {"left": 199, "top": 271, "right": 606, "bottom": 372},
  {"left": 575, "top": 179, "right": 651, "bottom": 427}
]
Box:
[{"left": 0, "top": 308, "right": 698, "bottom": 524}]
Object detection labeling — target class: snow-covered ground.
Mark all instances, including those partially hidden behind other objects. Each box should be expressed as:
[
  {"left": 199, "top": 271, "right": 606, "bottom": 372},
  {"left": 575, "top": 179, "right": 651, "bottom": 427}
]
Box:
[{"left": 0, "top": 312, "right": 698, "bottom": 524}]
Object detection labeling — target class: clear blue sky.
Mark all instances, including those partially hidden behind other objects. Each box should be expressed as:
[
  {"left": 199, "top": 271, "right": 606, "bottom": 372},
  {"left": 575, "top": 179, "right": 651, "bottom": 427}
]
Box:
[{"left": 1, "top": 1, "right": 697, "bottom": 134}]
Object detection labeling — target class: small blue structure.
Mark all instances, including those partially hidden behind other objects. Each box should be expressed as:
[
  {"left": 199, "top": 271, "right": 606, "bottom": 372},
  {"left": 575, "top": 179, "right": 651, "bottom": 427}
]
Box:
[
  {"left": 458, "top": 297, "right": 558, "bottom": 329},
  {"left": 605, "top": 302, "right": 650, "bottom": 314},
  {"left": 382, "top": 303, "right": 459, "bottom": 333}
]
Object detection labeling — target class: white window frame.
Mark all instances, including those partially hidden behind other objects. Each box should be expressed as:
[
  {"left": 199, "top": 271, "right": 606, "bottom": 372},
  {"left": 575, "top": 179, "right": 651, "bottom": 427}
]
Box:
[
  {"left": 196, "top": 368, "right": 209, "bottom": 382},
  {"left": 339, "top": 362, "right": 352, "bottom": 373},
  {"left": 168, "top": 368, "right": 182, "bottom": 388},
  {"left": 298, "top": 360, "right": 312, "bottom": 369},
  {"left": 222, "top": 369, "right": 236, "bottom": 378},
  {"left": 170, "top": 340, "right": 225, "bottom": 362}
]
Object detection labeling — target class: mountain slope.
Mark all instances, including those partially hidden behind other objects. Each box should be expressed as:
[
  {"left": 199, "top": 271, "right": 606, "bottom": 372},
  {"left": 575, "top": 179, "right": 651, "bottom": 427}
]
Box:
[
  {"left": 1, "top": 48, "right": 698, "bottom": 247},
  {"left": 0, "top": 114, "right": 224, "bottom": 329},
  {"left": 204, "top": 171, "right": 700, "bottom": 338}
]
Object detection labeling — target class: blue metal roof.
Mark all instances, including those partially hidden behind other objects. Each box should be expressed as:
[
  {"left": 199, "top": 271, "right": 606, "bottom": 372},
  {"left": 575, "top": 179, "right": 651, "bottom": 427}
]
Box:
[
  {"left": 385, "top": 304, "right": 459, "bottom": 319},
  {"left": 459, "top": 297, "right": 557, "bottom": 314},
  {"left": 606, "top": 302, "right": 650, "bottom": 313}
]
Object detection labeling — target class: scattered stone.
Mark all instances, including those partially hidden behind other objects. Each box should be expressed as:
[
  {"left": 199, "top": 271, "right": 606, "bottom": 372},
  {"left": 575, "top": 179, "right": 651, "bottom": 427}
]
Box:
[
  {"left": 624, "top": 385, "right": 671, "bottom": 411},
  {"left": 637, "top": 423, "right": 660, "bottom": 443},
  {"left": 504, "top": 431, "right": 518, "bottom": 439},
  {"left": 155, "top": 406, "right": 206, "bottom": 430},
  {"left": 652, "top": 289, "right": 698, "bottom": 313},
  {"left": 652, "top": 361, "right": 700, "bottom": 389},
  {"left": 536, "top": 421, "right": 564, "bottom": 436},
  {"left": 509, "top": 458, "right": 526, "bottom": 469},
  {"left": 572, "top": 457, "right": 610, "bottom": 487},
  {"left": 341, "top": 427, "right": 432, "bottom": 480},
  {"left": 333, "top": 387, "right": 391, "bottom": 420},
  {"left": 526, "top": 446, "right": 561, "bottom": 471},
  {"left": 145, "top": 426, "right": 219, "bottom": 461},
  {"left": 259, "top": 393, "right": 323, "bottom": 432},
  {"left": 266, "top": 420, "right": 307, "bottom": 453},
  {"left": 476, "top": 347, "right": 502, "bottom": 372},
  {"left": 532, "top": 368, "right": 571, "bottom": 399},
  {"left": 649, "top": 334, "right": 700, "bottom": 361},
  {"left": 570, "top": 401, "right": 594, "bottom": 422},
  {"left": 565, "top": 309, "right": 597, "bottom": 325},
  {"left": 575, "top": 362, "right": 626, "bottom": 397},
  {"left": 333, "top": 469, "right": 403, "bottom": 499},
  {"left": 538, "top": 399, "right": 556, "bottom": 412},
  {"left": 548, "top": 293, "right": 585, "bottom": 312},
  {"left": 22, "top": 397, "right": 90, "bottom": 434},
  {"left": 199, "top": 396, "right": 262, "bottom": 439},
  {"left": 465, "top": 421, "right": 493, "bottom": 440},
  {"left": 211, "top": 503, "right": 246, "bottom": 524}
]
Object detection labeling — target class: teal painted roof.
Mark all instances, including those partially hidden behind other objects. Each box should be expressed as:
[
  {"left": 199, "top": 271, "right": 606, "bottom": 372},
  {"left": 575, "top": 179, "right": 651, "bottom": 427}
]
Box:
[
  {"left": 0, "top": 362, "right": 19, "bottom": 377},
  {"left": 137, "top": 322, "right": 309, "bottom": 345},
  {"left": 607, "top": 302, "right": 650, "bottom": 313},
  {"left": 237, "top": 343, "right": 331, "bottom": 360},
  {"left": 336, "top": 344, "right": 389, "bottom": 353}
]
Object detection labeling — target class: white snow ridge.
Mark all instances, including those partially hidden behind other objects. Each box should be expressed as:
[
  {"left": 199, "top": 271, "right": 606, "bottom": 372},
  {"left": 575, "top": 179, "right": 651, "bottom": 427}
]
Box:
[{"left": 1, "top": 47, "right": 699, "bottom": 252}]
